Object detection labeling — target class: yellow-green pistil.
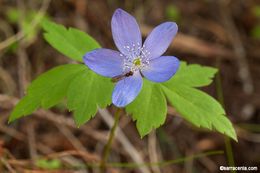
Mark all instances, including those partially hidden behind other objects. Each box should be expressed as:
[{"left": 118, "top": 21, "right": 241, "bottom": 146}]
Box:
[{"left": 133, "top": 58, "right": 141, "bottom": 66}]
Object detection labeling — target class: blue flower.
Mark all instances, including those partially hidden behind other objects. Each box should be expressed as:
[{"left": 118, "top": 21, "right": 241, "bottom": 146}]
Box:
[{"left": 84, "top": 8, "right": 180, "bottom": 107}]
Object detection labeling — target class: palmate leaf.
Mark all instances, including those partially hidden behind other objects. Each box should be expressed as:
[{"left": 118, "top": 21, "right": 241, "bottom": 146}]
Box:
[
  {"left": 9, "top": 64, "right": 86, "bottom": 122},
  {"left": 9, "top": 21, "right": 113, "bottom": 126},
  {"left": 126, "top": 79, "right": 167, "bottom": 137},
  {"left": 126, "top": 62, "right": 237, "bottom": 140}
]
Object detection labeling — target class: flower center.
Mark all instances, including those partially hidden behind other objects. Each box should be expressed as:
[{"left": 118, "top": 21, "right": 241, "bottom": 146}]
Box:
[
  {"left": 121, "top": 43, "right": 151, "bottom": 73},
  {"left": 133, "top": 58, "right": 141, "bottom": 66}
]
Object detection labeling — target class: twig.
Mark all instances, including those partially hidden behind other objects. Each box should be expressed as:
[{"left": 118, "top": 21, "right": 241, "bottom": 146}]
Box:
[
  {"left": 36, "top": 109, "right": 107, "bottom": 142},
  {"left": 0, "top": 67, "right": 16, "bottom": 95},
  {"left": 107, "top": 150, "right": 224, "bottom": 168},
  {"left": 198, "top": 157, "right": 218, "bottom": 173},
  {"left": 57, "top": 124, "right": 93, "bottom": 170},
  {"left": 7, "top": 150, "right": 224, "bottom": 170},
  {"left": 0, "top": 0, "right": 51, "bottom": 51},
  {"left": 26, "top": 121, "right": 38, "bottom": 163},
  {"left": 100, "top": 108, "right": 121, "bottom": 172},
  {"left": 0, "top": 115, "right": 98, "bottom": 170},
  {"left": 45, "top": 150, "right": 99, "bottom": 161},
  {"left": 0, "top": 19, "right": 13, "bottom": 58},
  {"left": 0, "top": 94, "right": 107, "bottom": 142},
  {"left": 58, "top": 125, "right": 88, "bottom": 153},
  {"left": 0, "top": 123, "right": 25, "bottom": 141},
  {"left": 185, "top": 150, "right": 194, "bottom": 173},
  {"left": 98, "top": 108, "right": 151, "bottom": 173},
  {"left": 0, "top": 157, "right": 16, "bottom": 173},
  {"left": 141, "top": 24, "right": 234, "bottom": 59},
  {"left": 148, "top": 131, "right": 161, "bottom": 173},
  {"left": 236, "top": 128, "right": 260, "bottom": 143},
  {"left": 219, "top": 0, "right": 255, "bottom": 119},
  {"left": 0, "top": 96, "right": 102, "bottom": 169}
]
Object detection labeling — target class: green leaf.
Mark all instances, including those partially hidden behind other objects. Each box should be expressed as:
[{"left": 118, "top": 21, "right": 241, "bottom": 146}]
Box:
[
  {"left": 162, "top": 83, "right": 237, "bottom": 141},
  {"left": 67, "top": 69, "right": 113, "bottom": 126},
  {"left": 42, "top": 20, "right": 100, "bottom": 62},
  {"left": 126, "top": 79, "right": 167, "bottom": 137},
  {"left": 164, "top": 62, "right": 218, "bottom": 88},
  {"left": 42, "top": 21, "right": 112, "bottom": 125},
  {"left": 9, "top": 64, "right": 86, "bottom": 122},
  {"left": 125, "top": 63, "right": 235, "bottom": 140}
]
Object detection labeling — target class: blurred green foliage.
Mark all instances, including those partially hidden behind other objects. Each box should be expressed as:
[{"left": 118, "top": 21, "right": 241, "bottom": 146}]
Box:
[
  {"left": 251, "top": 25, "right": 260, "bottom": 39},
  {"left": 165, "top": 4, "right": 181, "bottom": 22},
  {"left": 251, "top": 5, "right": 260, "bottom": 39},
  {"left": 252, "top": 5, "right": 260, "bottom": 18},
  {"left": 36, "top": 159, "right": 62, "bottom": 170},
  {"left": 5, "top": 42, "right": 18, "bottom": 54},
  {"left": 6, "top": 8, "right": 49, "bottom": 44}
]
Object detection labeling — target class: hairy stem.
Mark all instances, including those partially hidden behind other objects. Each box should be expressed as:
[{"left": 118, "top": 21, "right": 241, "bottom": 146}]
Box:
[{"left": 100, "top": 108, "right": 121, "bottom": 172}]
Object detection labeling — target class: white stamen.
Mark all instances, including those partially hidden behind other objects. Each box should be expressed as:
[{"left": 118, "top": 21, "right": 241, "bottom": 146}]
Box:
[{"left": 122, "top": 44, "right": 151, "bottom": 72}]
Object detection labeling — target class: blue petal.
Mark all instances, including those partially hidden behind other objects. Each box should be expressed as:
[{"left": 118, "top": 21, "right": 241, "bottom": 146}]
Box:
[
  {"left": 83, "top": 48, "right": 124, "bottom": 77},
  {"left": 142, "top": 56, "right": 180, "bottom": 83},
  {"left": 143, "top": 22, "right": 178, "bottom": 59},
  {"left": 112, "top": 72, "right": 143, "bottom": 107},
  {"left": 111, "top": 9, "right": 142, "bottom": 57}
]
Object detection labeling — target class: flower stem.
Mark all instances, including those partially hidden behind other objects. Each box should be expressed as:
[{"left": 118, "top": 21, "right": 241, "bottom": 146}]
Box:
[
  {"left": 215, "top": 60, "right": 236, "bottom": 173},
  {"left": 100, "top": 108, "right": 121, "bottom": 172}
]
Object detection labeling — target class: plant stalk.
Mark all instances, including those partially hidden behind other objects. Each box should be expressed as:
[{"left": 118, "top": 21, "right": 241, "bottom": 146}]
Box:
[
  {"left": 100, "top": 108, "right": 121, "bottom": 172},
  {"left": 215, "top": 60, "right": 236, "bottom": 173}
]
